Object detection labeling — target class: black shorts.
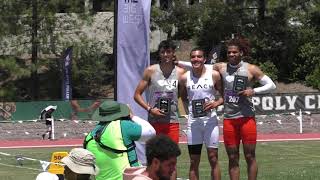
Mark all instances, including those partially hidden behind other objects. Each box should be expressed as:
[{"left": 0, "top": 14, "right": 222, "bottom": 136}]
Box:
[{"left": 188, "top": 144, "right": 203, "bottom": 155}]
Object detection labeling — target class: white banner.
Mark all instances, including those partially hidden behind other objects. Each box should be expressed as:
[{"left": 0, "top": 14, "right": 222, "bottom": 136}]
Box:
[{"left": 117, "top": 0, "right": 151, "bottom": 165}]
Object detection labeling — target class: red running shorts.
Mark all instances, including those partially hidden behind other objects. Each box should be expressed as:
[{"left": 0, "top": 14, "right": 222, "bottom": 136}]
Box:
[{"left": 223, "top": 117, "right": 257, "bottom": 146}]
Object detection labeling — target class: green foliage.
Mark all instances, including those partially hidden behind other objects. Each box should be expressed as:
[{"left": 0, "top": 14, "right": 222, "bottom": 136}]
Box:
[
  {"left": 71, "top": 39, "right": 112, "bottom": 98},
  {"left": 293, "top": 41, "right": 320, "bottom": 81},
  {"left": 258, "top": 60, "right": 279, "bottom": 81},
  {"left": 0, "top": 0, "right": 112, "bottom": 100},
  {"left": 0, "top": 0, "right": 87, "bottom": 55},
  {"left": 196, "top": 0, "right": 239, "bottom": 52},
  {"left": 0, "top": 57, "right": 31, "bottom": 100},
  {"left": 151, "top": 5, "right": 174, "bottom": 36},
  {"left": 306, "top": 64, "right": 320, "bottom": 90},
  {"left": 170, "top": 1, "right": 203, "bottom": 39},
  {"left": 150, "top": 0, "right": 320, "bottom": 84}
]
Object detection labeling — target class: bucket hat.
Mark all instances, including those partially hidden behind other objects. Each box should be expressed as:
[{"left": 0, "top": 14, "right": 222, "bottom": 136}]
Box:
[
  {"left": 91, "top": 101, "right": 129, "bottom": 122},
  {"left": 61, "top": 148, "right": 99, "bottom": 175}
]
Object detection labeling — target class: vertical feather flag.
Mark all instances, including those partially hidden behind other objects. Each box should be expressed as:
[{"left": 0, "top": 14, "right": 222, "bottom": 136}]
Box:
[{"left": 61, "top": 47, "right": 73, "bottom": 100}]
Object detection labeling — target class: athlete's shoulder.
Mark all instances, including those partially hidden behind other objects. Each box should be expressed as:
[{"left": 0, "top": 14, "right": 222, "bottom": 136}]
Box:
[
  {"left": 247, "top": 63, "right": 262, "bottom": 72},
  {"left": 144, "top": 64, "right": 158, "bottom": 74},
  {"left": 213, "top": 62, "right": 226, "bottom": 70},
  {"left": 212, "top": 69, "right": 220, "bottom": 76},
  {"left": 176, "top": 66, "right": 186, "bottom": 75},
  {"left": 180, "top": 70, "right": 188, "bottom": 81}
]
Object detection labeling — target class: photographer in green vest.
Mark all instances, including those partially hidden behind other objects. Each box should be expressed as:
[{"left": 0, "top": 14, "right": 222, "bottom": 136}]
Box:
[{"left": 84, "top": 100, "right": 155, "bottom": 180}]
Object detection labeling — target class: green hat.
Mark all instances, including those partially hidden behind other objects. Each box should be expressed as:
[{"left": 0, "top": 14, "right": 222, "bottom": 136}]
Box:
[{"left": 92, "top": 101, "right": 130, "bottom": 122}]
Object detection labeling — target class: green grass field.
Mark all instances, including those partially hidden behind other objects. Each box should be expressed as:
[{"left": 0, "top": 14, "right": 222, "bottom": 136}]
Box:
[{"left": 0, "top": 141, "right": 320, "bottom": 180}]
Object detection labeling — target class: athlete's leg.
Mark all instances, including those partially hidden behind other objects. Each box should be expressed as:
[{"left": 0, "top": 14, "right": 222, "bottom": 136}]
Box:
[
  {"left": 243, "top": 143, "right": 257, "bottom": 180},
  {"left": 224, "top": 119, "right": 241, "bottom": 180},
  {"left": 48, "top": 125, "right": 52, "bottom": 139},
  {"left": 225, "top": 145, "right": 240, "bottom": 180},
  {"left": 188, "top": 144, "right": 202, "bottom": 180},
  {"left": 167, "top": 123, "right": 179, "bottom": 180},
  {"left": 207, "top": 148, "right": 221, "bottom": 180},
  {"left": 187, "top": 120, "right": 203, "bottom": 180},
  {"left": 241, "top": 117, "right": 258, "bottom": 180},
  {"left": 205, "top": 121, "right": 221, "bottom": 180}
]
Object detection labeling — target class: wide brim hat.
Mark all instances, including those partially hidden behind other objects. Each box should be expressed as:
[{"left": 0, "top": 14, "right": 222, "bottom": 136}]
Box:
[
  {"left": 44, "top": 105, "right": 57, "bottom": 111},
  {"left": 61, "top": 148, "right": 99, "bottom": 175},
  {"left": 91, "top": 100, "right": 129, "bottom": 122}
]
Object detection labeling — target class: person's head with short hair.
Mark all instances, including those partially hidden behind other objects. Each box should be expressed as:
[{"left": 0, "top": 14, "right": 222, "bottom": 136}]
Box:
[
  {"left": 190, "top": 47, "right": 206, "bottom": 70},
  {"left": 157, "top": 40, "right": 176, "bottom": 64},
  {"left": 146, "top": 135, "right": 181, "bottom": 180},
  {"left": 226, "top": 37, "right": 251, "bottom": 65},
  {"left": 61, "top": 148, "right": 99, "bottom": 180}
]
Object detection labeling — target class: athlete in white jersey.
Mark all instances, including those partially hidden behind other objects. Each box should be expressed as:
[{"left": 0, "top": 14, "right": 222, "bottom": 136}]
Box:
[{"left": 180, "top": 48, "right": 223, "bottom": 180}]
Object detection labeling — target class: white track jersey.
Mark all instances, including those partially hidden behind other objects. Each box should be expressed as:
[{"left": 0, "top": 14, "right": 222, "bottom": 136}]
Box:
[
  {"left": 186, "top": 66, "right": 217, "bottom": 120},
  {"left": 186, "top": 66, "right": 219, "bottom": 147}
]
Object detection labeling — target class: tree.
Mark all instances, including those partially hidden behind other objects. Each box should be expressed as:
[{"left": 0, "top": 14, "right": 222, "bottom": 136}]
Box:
[
  {"left": 0, "top": 57, "right": 31, "bottom": 100},
  {"left": 0, "top": 0, "right": 113, "bottom": 100}
]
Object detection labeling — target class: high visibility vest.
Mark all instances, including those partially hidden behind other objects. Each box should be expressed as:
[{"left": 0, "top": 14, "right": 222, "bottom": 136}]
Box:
[{"left": 84, "top": 120, "right": 137, "bottom": 165}]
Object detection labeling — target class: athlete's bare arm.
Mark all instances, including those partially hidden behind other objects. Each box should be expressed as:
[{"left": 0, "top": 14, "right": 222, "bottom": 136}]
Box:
[
  {"left": 179, "top": 73, "right": 188, "bottom": 102},
  {"left": 134, "top": 65, "right": 165, "bottom": 117},
  {"left": 134, "top": 66, "right": 153, "bottom": 111},
  {"left": 179, "top": 72, "right": 189, "bottom": 114},
  {"left": 248, "top": 64, "right": 265, "bottom": 81},
  {"left": 177, "top": 66, "right": 186, "bottom": 99},
  {"left": 212, "top": 62, "right": 225, "bottom": 73},
  {"left": 239, "top": 63, "right": 276, "bottom": 96},
  {"left": 204, "top": 70, "right": 224, "bottom": 111}
]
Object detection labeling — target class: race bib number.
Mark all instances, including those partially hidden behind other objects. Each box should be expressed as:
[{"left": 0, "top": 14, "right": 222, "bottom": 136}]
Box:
[
  {"left": 224, "top": 90, "right": 240, "bottom": 104},
  {"left": 157, "top": 80, "right": 178, "bottom": 90}
]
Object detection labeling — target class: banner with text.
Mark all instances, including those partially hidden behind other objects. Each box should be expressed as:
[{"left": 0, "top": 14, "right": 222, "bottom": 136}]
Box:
[
  {"left": 216, "top": 92, "right": 320, "bottom": 115},
  {"left": 61, "top": 47, "right": 73, "bottom": 100},
  {"left": 117, "top": 0, "right": 151, "bottom": 119}
]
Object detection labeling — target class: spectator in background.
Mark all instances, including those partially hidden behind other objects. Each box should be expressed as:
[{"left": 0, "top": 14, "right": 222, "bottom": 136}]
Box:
[
  {"left": 61, "top": 148, "right": 99, "bottom": 180},
  {"left": 84, "top": 100, "right": 155, "bottom": 180},
  {"left": 123, "top": 135, "right": 181, "bottom": 180},
  {"left": 40, "top": 105, "right": 57, "bottom": 140}
]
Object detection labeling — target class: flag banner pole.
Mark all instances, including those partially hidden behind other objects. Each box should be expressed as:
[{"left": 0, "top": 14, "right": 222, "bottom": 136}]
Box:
[
  {"left": 61, "top": 47, "right": 73, "bottom": 101},
  {"left": 116, "top": 0, "right": 151, "bottom": 165},
  {"left": 116, "top": 0, "right": 151, "bottom": 119}
]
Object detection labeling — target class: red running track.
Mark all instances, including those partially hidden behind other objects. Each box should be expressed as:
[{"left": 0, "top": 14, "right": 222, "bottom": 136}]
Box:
[{"left": 1, "top": 133, "right": 320, "bottom": 149}]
